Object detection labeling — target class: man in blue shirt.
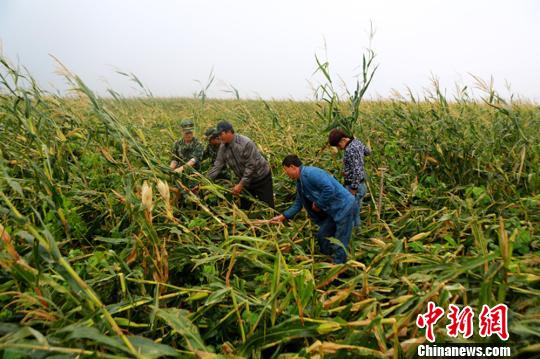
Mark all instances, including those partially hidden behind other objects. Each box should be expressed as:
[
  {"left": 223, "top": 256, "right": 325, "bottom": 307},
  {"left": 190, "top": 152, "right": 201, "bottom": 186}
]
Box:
[{"left": 271, "top": 155, "right": 359, "bottom": 264}]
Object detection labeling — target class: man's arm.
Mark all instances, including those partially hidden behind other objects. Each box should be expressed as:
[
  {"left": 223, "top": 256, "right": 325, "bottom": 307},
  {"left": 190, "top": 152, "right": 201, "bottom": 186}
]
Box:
[
  {"left": 271, "top": 192, "right": 302, "bottom": 223},
  {"left": 190, "top": 142, "right": 204, "bottom": 166},
  {"left": 178, "top": 142, "right": 205, "bottom": 172},
  {"left": 282, "top": 191, "right": 303, "bottom": 220},
  {"left": 170, "top": 141, "right": 179, "bottom": 169},
  {"left": 207, "top": 145, "right": 226, "bottom": 180}
]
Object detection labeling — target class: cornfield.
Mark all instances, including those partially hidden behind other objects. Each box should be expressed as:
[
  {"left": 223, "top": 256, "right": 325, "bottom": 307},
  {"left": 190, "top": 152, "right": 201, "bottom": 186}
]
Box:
[{"left": 0, "top": 56, "right": 539, "bottom": 358}]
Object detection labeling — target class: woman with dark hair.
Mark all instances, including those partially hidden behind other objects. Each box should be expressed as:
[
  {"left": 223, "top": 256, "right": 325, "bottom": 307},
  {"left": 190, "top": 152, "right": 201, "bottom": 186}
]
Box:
[{"left": 328, "top": 129, "right": 371, "bottom": 226}]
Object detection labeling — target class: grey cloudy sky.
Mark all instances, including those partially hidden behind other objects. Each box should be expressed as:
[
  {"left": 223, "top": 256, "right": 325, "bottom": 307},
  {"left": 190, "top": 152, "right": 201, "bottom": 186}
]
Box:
[{"left": 1, "top": 0, "right": 539, "bottom": 101}]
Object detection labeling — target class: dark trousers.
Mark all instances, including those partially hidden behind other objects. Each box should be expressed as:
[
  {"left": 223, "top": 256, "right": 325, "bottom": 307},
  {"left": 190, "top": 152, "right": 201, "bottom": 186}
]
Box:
[
  {"left": 240, "top": 172, "right": 275, "bottom": 210},
  {"left": 315, "top": 202, "right": 358, "bottom": 264}
]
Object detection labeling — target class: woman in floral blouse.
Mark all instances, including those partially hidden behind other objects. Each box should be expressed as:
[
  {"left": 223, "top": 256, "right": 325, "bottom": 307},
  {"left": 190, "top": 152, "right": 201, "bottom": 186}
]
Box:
[{"left": 328, "top": 128, "right": 371, "bottom": 226}]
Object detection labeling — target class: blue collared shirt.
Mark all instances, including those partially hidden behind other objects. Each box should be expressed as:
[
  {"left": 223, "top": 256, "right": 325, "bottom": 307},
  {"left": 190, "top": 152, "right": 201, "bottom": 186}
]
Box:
[{"left": 283, "top": 166, "right": 355, "bottom": 222}]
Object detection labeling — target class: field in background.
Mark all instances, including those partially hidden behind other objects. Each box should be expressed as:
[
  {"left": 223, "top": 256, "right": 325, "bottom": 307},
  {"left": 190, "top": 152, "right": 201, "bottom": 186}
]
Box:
[{"left": 1, "top": 60, "right": 539, "bottom": 358}]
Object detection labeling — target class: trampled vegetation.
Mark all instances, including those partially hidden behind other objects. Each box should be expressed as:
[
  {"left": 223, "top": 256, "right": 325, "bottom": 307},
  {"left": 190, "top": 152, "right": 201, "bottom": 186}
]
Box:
[{"left": 0, "top": 57, "right": 539, "bottom": 358}]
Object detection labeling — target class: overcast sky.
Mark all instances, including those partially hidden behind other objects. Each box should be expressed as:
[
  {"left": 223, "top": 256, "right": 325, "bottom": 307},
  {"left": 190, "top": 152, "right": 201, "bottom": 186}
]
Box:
[{"left": 1, "top": 0, "right": 539, "bottom": 101}]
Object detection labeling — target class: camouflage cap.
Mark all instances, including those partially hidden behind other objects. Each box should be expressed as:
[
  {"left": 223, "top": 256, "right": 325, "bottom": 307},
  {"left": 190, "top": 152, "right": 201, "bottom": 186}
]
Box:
[
  {"left": 204, "top": 127, "right": 219, "bottom": 140},
  {"left": 180, "top": 119, "right": 194, "bottom": 132}
]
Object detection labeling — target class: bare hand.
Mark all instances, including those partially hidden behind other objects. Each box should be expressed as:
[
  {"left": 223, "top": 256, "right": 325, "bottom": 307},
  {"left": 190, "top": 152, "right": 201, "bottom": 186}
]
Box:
[
  {"left": 349, "top": 188, "right": 358, "bottom": 196},
  {"left": 312, "top": 202, "right": 320, "bottom": 212},
  {"left": 232, "top": 183, "right": 244, "bottom": 196},
  {"left": 270, "top": 215, "right": 286, "bottom": 224},
  {"left": 174, "top": 166, "right": 184, "bottom": 174}
]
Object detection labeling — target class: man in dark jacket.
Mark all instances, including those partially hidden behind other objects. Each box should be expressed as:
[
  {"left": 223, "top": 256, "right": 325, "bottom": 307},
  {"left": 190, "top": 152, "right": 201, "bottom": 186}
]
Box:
[
  {"left": 208, "top": 120, "right": 274, "bottom": 209},
  {"left": 271, "top": 155, "right": 358, "bottom": 264}
]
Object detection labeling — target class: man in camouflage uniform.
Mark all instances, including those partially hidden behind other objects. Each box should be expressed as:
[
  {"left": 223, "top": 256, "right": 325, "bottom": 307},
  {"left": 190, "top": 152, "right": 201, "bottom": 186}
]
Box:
[
  {"left": 169, "top": 119, "right": 204, "bottom": 173},
  {"left": 202, "top": 127, "right": 229, "bottom": 180}
]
